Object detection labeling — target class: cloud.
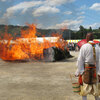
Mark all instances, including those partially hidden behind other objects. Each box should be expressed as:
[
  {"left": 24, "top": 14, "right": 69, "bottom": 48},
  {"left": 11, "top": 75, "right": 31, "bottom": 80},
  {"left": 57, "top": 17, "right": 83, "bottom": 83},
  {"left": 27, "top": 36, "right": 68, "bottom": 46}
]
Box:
[
  {"left": 64, "top": 11, "right": 72, "bottom": 15},
  {"left": 33, "top": 0, "right": 75, "bottom": 17},
  {"left": 45, "top": 0, "right": 75, "bottom": 6},
  {"left": 77, "top": 16, "right": 85, "bottom": 19},
  {"left": 79, "top": 11, "right": 85, "bottom": 15},
  {"left": 0, "top": 0, "right": 12, "bottom": 2},
  {"left": 80, "top": 5, "right": 87, "bottom": 10},
  {"left": 47, "top": 19, "right": 83, "bottom": 30},
  {"left": 0, "top": 17, "right": 9, "bottom": 24},
  {"left": 0, "top": 0, "right": 6, "bottom": 1},
  {"left": 4, "top": 1, "right": 43, "bottom": 18},
  {"left": 36, "top": 23, "right": 45, "bottom": 29},
  {"left": 85, "top": 23, "right": 100, "bottom": 29},
  {"left": 32, "top": 6, "right": 60, "bottom": 17},
  {"left": 1, "top": 0, "right": 76, "bottom": 26},
  {"left": 90, "top": 3, "right": 100, "bottom": 11},
  {"left": 77, "top": 12, "right": 85, "bottom": 17},
  {"left": 3, "top": 0, "right": 76, "bottom": 18}
]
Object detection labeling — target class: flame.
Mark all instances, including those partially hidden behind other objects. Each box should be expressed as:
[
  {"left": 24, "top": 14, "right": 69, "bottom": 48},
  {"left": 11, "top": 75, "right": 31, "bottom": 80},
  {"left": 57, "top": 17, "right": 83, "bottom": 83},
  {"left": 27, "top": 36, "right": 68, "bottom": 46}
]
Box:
[{"left": 0, "top": 24, "right": 68, "bottom": 61}]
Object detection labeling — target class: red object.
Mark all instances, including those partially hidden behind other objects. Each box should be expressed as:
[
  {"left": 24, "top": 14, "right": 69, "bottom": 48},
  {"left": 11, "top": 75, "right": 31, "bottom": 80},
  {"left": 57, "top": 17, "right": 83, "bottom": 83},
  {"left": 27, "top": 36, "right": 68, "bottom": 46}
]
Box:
[
  {"left": 78, "top": 75, "right": 83, "bottom": 85},
  {"left": 77, "top": 39, "right": 87, "bottom": 48},
  {"left": 93, "top": 40, "right": 100, "bottom": 44},
  {"left": 77, "top": 39, "right": 100, "bottom": 48},
  {"left": 93, "top": 73, "right": 96, "bottom": 78}
]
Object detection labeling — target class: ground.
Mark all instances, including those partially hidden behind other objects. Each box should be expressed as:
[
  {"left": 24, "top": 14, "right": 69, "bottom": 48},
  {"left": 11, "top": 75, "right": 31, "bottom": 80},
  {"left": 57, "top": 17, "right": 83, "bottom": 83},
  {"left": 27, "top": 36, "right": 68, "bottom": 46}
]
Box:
[{"left": 0, "top": 51, "right": 96, "bottom": 100}]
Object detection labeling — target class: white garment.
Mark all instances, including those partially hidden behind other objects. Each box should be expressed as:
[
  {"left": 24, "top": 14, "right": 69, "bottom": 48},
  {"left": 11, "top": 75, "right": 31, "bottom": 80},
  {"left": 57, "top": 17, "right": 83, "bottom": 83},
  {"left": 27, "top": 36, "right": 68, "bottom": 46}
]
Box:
[{"left": 75, "top": 41, "right": 100, "bottom": 76}]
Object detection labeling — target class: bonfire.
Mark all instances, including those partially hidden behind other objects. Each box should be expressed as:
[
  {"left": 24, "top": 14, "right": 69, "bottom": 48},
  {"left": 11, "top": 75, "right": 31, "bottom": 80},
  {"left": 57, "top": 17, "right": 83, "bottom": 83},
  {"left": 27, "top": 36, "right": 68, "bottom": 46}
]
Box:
[{"left": 0, "top": 24, "right": 70, "bottom": 61}]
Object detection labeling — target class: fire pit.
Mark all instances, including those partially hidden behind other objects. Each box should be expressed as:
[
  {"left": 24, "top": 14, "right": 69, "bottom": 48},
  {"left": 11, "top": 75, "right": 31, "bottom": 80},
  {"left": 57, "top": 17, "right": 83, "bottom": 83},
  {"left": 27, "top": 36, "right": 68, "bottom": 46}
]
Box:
[{"left": 0, "top": 24, "right": 71, "bottom": 62}]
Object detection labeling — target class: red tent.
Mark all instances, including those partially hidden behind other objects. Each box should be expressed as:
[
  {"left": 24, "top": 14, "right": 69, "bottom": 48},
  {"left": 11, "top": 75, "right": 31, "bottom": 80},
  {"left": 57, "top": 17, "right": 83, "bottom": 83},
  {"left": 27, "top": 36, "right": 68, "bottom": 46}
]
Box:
[
  {"left": 77, "top": 39, "right": 100, "bottom": 48},
  {"left": 77, "top": 39, "right": 87, "bottom": 48}
]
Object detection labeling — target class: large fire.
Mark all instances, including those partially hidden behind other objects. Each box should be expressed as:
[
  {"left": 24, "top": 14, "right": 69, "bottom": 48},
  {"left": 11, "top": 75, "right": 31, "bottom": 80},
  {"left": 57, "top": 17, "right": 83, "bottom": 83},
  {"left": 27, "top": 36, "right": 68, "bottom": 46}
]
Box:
[{"left": 0, "top": 24, "right": 68, "bottom": 61}]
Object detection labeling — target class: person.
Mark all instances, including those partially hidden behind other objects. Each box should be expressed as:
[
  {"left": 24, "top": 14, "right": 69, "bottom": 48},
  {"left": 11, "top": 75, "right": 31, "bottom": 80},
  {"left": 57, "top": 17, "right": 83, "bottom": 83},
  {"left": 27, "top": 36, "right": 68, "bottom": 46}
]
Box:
[{"left": 75, "top": 33, "right": 100, "bottom": 100}]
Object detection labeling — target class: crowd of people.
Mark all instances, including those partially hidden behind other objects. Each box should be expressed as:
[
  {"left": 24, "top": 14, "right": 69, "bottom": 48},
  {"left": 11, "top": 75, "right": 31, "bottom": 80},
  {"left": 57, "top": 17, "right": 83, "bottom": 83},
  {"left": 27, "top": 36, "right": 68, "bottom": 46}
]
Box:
[{"left": 67, "top": 42, "right": 80, "bottom": 51}]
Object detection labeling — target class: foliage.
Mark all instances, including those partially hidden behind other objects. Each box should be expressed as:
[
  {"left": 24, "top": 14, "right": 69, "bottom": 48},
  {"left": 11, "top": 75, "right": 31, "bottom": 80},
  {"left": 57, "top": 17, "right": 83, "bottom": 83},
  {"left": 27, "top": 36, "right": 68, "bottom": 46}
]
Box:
[{"left": 0, "top": 25, "right": 100, "bottom": 40}]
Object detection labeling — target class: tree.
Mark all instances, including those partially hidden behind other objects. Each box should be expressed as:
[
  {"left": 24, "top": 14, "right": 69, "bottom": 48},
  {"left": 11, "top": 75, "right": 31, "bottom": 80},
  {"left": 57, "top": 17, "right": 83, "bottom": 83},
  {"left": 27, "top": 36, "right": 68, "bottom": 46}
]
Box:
[
  {"left": 88, "top": 26, "right": 92, "bottom": 32},
  {"left": 79, "top": 25, "right": 87, "bottom": 39}
]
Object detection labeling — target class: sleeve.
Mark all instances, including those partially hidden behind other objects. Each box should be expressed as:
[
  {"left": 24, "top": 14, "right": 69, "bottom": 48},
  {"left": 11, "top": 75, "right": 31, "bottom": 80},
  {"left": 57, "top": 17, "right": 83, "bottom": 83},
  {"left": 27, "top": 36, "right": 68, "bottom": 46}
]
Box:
[
  {"left": 97, "top": 47, "right": 100, "bottom": 75},
  {"left": 97, "top": 61, "right": 100, "bottom": 75},
  {"left": 75, "top": 46, "right": 85, "bottom": 76}
]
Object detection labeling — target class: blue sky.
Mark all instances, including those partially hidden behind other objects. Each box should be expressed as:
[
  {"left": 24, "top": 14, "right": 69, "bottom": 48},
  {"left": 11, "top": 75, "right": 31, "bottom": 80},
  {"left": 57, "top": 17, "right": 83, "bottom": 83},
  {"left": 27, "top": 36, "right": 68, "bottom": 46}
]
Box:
[{"left": 0, "top": 0, "right": 100, "bottom": 30}]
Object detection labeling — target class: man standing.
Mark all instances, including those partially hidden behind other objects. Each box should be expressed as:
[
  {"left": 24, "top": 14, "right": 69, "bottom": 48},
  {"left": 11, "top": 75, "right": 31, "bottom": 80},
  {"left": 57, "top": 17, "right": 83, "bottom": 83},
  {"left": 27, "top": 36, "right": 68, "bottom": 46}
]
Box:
[{"left": 75, "top": 33, "right": 100, "bottom": 100}]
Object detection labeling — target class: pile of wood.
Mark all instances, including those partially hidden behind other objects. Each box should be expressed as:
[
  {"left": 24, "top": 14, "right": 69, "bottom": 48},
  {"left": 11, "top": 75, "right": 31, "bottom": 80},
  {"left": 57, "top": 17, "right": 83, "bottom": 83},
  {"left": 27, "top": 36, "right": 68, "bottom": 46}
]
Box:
[{"left": 43, "top": 46, "right": 72, "bottom": 62}]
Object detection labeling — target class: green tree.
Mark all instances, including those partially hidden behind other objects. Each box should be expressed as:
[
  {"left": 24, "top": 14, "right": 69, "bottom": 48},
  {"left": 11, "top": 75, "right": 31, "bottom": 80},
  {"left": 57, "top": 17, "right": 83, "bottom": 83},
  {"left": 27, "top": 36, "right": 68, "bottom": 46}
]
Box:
[
  {"left": 88, "top": 26, "right": 92, "bottom": 32},
  {"left": 79, "top": 25, "right": 87, "bottom": 39}
]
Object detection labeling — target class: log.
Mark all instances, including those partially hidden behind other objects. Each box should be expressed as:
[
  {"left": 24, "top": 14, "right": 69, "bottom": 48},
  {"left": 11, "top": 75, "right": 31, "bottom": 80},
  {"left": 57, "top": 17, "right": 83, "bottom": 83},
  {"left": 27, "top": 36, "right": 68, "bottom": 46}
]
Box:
[{"left": 43, "top": 46, "right": 71, "bottom": 62}]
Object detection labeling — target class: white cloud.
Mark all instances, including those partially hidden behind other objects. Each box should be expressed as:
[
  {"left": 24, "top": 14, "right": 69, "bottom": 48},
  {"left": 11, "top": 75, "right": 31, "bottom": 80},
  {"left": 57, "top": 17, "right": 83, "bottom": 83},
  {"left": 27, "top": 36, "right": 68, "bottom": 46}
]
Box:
[
  {"left": 32, "top": 0, "right": 76, "bottom": 17},
  {"left": 90, "top": 3, "right": 100, "bottom": 11},
  {"left": 21, "top": 8, "right": 27, "bottom": 14},
  {"left": 85, "top": 23, "right": 100, "bottom": 29},
  {"left": 47, "top": 19, "right": 83, "bottom": 30},
  {"left": 4, "top": 1, "right": 43, "bottom": 18},
  {"left": 77, "top": 16, "right": 85, "bottom": 19},
  {"left": 32, "top": 6, "right": 60, "bottom": 17},
  {"left": 80, "top": 5, "right": 87, "bottom": 10},
  {"left": 77, "top": 12, "right": 85, "bottom": 16},
  {"left": 1, "top": 0, "right": 76, "bottom": 25},
  {"left": 0, "top": 0, "right": 5, "bottom": 1},
  {"left": 45, "top": 0, "right": 75, "bottom": 6},
  {"left": 33, "top": 0, "right": 75, "bottom": 17},
  {"left": 36, "top": 23, "right": 45, "bottom": 29},
  {"left": 3, "top": 0, "right": 76, "bottom": 18},
  {"left": 0, "top": 0, "right": 13, "bottom": 2},
  {"left": 0, "top": 17, "right": 8, "bottom": 24},
  {"left": 64, "top": 11, "right": 72, "bottom": 15},
  {"left": 79, "top": 11, "right": 85, "bottom": 15}
]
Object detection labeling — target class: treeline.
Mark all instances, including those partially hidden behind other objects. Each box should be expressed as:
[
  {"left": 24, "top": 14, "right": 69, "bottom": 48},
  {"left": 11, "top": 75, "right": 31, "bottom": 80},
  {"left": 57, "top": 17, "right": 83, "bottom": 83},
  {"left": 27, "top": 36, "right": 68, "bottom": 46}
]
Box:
[
  {"left": 72, "top": 25, "right": 100, "bottom": 39},
  {"left": 0, "top": 24, "right": 100, "bottom": 40}
]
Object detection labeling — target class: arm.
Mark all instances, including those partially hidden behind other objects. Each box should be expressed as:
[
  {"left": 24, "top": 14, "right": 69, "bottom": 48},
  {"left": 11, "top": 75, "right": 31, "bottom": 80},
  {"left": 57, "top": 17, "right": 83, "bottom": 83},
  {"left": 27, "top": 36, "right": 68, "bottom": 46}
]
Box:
[
  {"left": 97, "top": 54, "right": 100, "bottom": 75},
  {"left": 97, "top": 61, "right": 100, "bottom": 75},
  {"left": 96, "top": 46, "right": 100, "bottom": 75},
  {"left": 75, "top": 46, "right": 85, "bottom": 76},
  {"left": 97, "top": 47, "right": 100, "bottom": 82}
]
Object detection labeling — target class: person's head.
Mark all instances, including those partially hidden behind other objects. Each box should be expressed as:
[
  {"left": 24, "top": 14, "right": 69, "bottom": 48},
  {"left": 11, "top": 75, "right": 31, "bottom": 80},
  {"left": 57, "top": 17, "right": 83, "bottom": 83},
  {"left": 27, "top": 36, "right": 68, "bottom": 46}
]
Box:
[{"left": 86, "top": 33, "right": 94, "bottom": 42}]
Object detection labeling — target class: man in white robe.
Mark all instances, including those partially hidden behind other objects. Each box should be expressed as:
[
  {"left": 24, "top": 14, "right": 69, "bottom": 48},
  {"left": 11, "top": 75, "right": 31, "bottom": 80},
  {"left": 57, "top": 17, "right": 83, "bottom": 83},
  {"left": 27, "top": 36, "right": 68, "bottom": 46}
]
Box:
[{"left": 75, "top": 33, "right": 100, "bottom": 100}]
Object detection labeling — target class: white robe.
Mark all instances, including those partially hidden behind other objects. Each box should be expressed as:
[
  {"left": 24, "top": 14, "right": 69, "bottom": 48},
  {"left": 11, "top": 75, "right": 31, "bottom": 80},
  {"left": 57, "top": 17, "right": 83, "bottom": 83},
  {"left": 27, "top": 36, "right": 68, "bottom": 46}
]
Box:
[
  {"left": 75, "top": 41, "right": 100, "bottom": 96},
  {"left": 75, "top": 41, "right": 100, "bottom": 76}
]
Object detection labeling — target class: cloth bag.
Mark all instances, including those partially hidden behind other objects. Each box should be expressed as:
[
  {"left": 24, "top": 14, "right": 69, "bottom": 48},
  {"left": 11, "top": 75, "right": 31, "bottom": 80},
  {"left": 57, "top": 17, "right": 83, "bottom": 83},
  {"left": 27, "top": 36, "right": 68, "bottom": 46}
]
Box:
[{"left": 83, "top": 65, "right": 97, "bottom": 84}]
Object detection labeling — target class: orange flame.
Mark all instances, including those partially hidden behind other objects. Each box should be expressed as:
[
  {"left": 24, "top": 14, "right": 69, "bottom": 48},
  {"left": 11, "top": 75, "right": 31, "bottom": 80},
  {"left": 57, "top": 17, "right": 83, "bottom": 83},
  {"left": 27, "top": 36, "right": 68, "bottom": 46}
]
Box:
[{"left": 0, "top": 24, "right": 68, "bottom": 61}]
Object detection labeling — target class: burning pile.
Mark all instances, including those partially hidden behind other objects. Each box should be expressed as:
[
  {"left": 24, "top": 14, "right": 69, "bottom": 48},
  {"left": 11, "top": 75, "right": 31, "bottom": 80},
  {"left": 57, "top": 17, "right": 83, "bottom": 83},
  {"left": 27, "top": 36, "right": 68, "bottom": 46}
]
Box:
[{"left": 0, "top": 24, "right": 70, "bottom": 62}]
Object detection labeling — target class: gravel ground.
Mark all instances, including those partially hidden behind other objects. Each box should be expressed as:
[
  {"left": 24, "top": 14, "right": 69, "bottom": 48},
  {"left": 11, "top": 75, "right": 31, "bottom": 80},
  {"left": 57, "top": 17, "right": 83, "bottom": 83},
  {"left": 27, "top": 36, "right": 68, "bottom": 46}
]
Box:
[{"left": 0, "top": 51, "right": 96, "bottom": 100}]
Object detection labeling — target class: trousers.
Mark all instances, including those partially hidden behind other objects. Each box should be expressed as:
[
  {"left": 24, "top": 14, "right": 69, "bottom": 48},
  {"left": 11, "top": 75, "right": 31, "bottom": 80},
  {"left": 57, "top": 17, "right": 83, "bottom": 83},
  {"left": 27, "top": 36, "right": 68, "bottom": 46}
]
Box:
[{"left": 82, "top": 96, "right": 100, "bottom": 100}]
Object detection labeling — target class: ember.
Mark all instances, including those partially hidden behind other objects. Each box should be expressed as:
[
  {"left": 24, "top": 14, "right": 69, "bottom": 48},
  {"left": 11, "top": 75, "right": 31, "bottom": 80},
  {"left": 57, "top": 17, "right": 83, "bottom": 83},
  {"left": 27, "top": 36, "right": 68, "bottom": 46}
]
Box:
[{"left": 0, "top": 24, "right": 70, "bottom": 61}]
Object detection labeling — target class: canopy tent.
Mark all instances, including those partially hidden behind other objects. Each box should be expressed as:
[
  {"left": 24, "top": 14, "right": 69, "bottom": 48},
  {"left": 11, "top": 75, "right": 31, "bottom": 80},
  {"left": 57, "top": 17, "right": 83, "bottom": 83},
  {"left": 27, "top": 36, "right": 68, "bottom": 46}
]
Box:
[{"left": 67, "top": 39, "right": 100, "bottom": 43}]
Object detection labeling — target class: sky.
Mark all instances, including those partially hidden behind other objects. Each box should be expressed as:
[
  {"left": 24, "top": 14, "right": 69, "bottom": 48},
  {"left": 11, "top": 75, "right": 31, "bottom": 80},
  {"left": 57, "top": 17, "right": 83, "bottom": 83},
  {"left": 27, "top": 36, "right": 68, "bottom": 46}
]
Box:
[{"left": 0, "top": 0, "right": 100, "bottom": 30}]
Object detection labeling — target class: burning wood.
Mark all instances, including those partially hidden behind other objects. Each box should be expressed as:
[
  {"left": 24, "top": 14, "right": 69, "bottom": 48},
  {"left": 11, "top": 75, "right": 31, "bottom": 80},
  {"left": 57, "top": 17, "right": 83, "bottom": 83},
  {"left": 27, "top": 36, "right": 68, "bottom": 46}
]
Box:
[
  {"left": 43, "top": 47, "right": 71, "bottom": 62},
  {"left": 0, "top": 24, "right": 70, "bottom": 62}
]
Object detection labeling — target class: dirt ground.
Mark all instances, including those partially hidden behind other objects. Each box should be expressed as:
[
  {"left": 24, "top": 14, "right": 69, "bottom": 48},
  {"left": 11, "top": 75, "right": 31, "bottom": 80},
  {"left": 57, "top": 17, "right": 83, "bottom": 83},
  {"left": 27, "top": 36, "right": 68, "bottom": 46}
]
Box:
[{"left": 0, "top": 51, "right": 96, "bottom": 100}]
